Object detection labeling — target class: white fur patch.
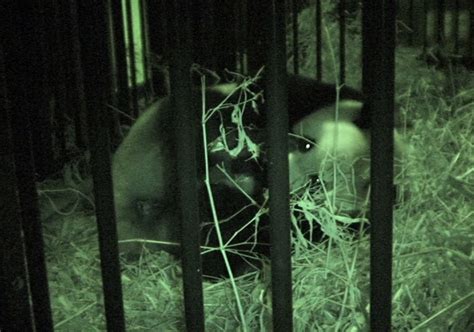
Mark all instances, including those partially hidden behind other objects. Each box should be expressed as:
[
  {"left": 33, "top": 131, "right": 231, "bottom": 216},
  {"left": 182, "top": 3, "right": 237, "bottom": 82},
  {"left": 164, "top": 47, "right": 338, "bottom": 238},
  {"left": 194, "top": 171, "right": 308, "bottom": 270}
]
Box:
[
  {"left": 292, "top": 99, "right": 363, "bottom": 139},
  {"left": 208, "top": 83, "right": 238, "bottom": 96},
  {"left": 289, "top": 119, "right": 370, "bottom": 213}
]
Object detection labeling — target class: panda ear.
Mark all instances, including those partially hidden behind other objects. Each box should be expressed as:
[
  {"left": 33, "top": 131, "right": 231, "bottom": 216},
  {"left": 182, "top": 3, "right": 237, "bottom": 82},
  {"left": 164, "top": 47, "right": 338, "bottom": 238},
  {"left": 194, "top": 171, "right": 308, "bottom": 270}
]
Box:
[
  {"left": 337, "top": 99, "right": 363, "bottom": 116},
  {"left": 301, "top": 99, "right": 362, "bottom": 124},
  {"left": 208, "top": 83, "right": 239, "bottom": 96}
]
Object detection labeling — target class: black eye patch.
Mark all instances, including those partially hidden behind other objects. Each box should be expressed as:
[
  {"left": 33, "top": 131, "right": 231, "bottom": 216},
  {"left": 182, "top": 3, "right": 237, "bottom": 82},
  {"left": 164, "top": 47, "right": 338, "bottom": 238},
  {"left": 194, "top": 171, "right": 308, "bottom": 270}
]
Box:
[
  {"left": 298, "top": 140, "right": 315, "bottom": 152},
  {"left": 289, "top": 133, "right": 316, "bottom": 153}
]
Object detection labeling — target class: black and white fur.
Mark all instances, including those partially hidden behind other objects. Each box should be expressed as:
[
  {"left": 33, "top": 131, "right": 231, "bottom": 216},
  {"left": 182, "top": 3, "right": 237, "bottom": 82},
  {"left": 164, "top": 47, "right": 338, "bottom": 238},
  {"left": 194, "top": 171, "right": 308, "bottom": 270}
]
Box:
[
  {"left": 113, "top": 82, "right": 268, "bottom": 277},
  {"left": 285, "top": 76, "right": 407, "bottom": 217},
  {"left": 113, "top": 74, "right": 407, "bottom": 277}
]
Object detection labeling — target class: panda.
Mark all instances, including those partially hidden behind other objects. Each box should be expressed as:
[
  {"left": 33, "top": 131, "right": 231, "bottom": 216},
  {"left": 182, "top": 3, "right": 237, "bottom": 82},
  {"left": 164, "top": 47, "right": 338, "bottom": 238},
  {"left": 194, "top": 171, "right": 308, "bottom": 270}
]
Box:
[
  {"left": 287, "top": 78, "right": 371, "bottom": 215},
  {"left": 113, "top": 74, "right": 407, "bottom": 278},
  {"left": 284, "top": 76, "right": 408, "bottom": 241},
  {"left": 112, "top": 79, "right": 270, "bottom": 278}
]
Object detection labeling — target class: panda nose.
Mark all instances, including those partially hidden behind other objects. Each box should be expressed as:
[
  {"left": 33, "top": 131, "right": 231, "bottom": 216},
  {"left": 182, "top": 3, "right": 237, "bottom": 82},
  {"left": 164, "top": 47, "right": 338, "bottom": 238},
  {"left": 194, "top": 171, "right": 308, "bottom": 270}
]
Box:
[{"left": 308, "top": 174, "right": 322, "bottom": 187}]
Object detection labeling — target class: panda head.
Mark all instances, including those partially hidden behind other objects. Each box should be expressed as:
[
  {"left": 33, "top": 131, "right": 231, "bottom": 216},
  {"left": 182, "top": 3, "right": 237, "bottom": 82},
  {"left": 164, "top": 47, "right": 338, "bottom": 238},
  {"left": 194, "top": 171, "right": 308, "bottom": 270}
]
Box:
[
  {"left": 204, "top": 75, "right": 407, "bottom": 217},
  {"left": 288, "top": 98, "right": 371, "bottom": 215},
  {"left": 205, "top": 77, "right": 372, "bottom": 213}
]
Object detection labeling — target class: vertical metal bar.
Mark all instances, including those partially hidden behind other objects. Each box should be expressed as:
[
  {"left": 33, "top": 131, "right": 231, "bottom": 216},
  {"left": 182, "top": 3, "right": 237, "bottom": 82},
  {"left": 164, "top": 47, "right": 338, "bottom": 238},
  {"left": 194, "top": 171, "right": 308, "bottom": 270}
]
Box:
[
  {"left": 0, "top": 133, "right": 36, "bottom": 331},
  {"left": 139, "top": 0, "right": 153, "bottom": 101},
  {"left": 453, "top": 0, "right": 460, "bottom": 55},
  {"left": 339, "top": 0, "right": 346, "bottom": 84},
  {"left": 235, "top": 0, "right": 248, "bottom": 74},
  {"left": 266, "top": 1, "right": 293, "bottom": 331},
  {"left": 424, "top": 0, "right": 443, "bottom": 52},
  {"left": 408, "top": 0, "right": 414, "bottom": 46},
  {"left": 234, "top": 0, "right": 242, "bottom": 73},
  {"left": 292, "top": 0, "right": 299, "bottom": 74},
  {"left": 204, "top": 0, "right": 216, "bottom": 70},
  {"left": 411, "top": 0, "right": 425, "bottom": 46},
  {"left": 362, "top": 0, "right": 396, "bottom": 331},
  {"left": 469, "top": 0, "right": 473, "bottom": 57},
  {"left": 78, "top": 1, "right": 126, "bottom": 330},
  {"left": 0, "top": 45, "right": 38, "bottom": 332},
  {"left": 423, "top": 0, "right": 428, "bottom": 50},
  {"left": 315, "top": 0, "right": 322, "bottom": 81},
  {"left": 166, "top": 2, "right": 205, "bottom": 331},
  {"left": 124, "top": 0, "right": 139, "bottom": 118},
  {"left": 213, "top": 0, "right": 237, "bottom": 73},
  {"left": 437, "top": 0, "right": 445, "bottom": 48},
  {"left": 0, "top": 2, "right": 54, "bottom": 330},
  {"left": 64, "top": 0, "right": 88, "bottom": 149},
  {"left": 26, "top": 1, "right": 56, "bottom": 179},
  {"left": 443, "top": 0, "right": 455, "bottom": 54},
  {"left": 235, "top": 0, "right": 242, "bottom": 72},
  {"left": 50, "top": 0, "right": 68, "bottom": 164},
  {"left": 191, "top": 0, "right": 213, "bottom": 70},
  {"left": 458, "top": 0, "right": 472, "bottom": 58},
  {"left": 246, "top": 1, "right": 267, "bottom": 74},
  {"left": 111, "top": 0, "right": 130, "bottom": 121},
  {"left": 240, "top": 0, "right": 249, "bottom": 74},
  {"left": 145, "top": 0, "right": 169, "bottom": 97}
]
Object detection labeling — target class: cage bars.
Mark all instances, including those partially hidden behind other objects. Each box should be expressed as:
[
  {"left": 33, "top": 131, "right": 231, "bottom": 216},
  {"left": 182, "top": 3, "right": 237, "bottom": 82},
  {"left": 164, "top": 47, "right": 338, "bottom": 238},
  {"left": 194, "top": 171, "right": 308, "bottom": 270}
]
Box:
[
  {"left": 0, "top": 2, "right": 54, "bottom": 330},
  {"left": 266, "top": 1, "right": 294, "bottom": 331},
  {"left": 362, "top": 0, "right": 396, "bottom": 330},
  {"left": 166, "top": 2, "right": 206, "bottom": 331},
  {"left": 78, "top": 1, "right": 126, "bottom": 330}
]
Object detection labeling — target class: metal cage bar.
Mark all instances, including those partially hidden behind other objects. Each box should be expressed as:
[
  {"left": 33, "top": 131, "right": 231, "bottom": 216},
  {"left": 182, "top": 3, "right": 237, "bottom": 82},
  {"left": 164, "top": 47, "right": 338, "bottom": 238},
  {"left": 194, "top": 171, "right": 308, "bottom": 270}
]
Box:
[
  {"left": 0, "top": 31, "right": 52, "bottom": 331},
  {"left": 292, "top": 0, "right": 299, "bottom": 74},
  {"left": 0, "top": 2, "right": 55, "bottom": 330},
  {"left": 266, "top": 1, "right": 293, "bottom": 331},
  {"left": 166, "top": 2, "right": 205, "bottom": 330},
  {"left": 124, "top": 0, "right": 139, "bottom": 119},
  {"left": 315, "top": 0, "right": 323, "bottom": 81},
  {"left": 362, "top": 0, "right": 396, "bottom": 330},
  {"left": 78, "top": 1, "right": 126, "bottom": 330},
  {"left": 111, "top": 0, "right": 131, "bottom": 123},
  {"left": 139, "top": 0, "right": 153, "bottom": 102},
  {"left": 339, "top": 0, "right": 346, "bottom": 84}
]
